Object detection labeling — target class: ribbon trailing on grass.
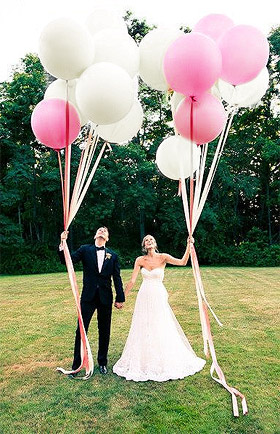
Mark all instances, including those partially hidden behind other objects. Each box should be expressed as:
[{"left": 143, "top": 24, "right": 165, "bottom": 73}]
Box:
[
  {"left": 56, "top": 85, "right": 110, "bottom": 379},
  {"left": 179, "top": 98, "right": 248, "bottom": 417},
  {"left": 56, "top": 240, "right": 94, "bottom": 379}
]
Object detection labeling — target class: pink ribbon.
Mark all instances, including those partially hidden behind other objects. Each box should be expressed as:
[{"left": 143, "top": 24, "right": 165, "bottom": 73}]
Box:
[
  {"left": 180, "top": 183, "right": 247, "bottom": 416},
  {"left": 190, "top": 242, "right": 247, "bottom": 416},
  {"left": 178, "top": 96, "right": 248, "bottom": 416},
  {"left": 56, "top": 92, "right": 94, "bottom": 379},
  {"left": 56, "top": 242, "right": 93, "bottom": 379}
]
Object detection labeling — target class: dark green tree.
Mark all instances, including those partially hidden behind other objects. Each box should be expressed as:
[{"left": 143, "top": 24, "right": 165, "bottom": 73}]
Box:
[{"left": 0, "top": 17, "right": 279, "bottom": 274}]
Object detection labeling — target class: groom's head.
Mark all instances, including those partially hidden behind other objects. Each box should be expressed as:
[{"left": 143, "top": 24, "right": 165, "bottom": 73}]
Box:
[{"left": 94, "top": 226, "right": 109, "bottom": 242}]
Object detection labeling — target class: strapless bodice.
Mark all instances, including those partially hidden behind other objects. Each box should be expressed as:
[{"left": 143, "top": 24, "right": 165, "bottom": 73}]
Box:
[{"left": 141, "top": 267, "right": 164, "bottom": 282}]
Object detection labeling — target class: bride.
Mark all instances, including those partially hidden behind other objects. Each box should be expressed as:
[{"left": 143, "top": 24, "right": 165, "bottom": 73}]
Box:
[{"left": 113, "top": 235, "right": 205, "bottom": 382}]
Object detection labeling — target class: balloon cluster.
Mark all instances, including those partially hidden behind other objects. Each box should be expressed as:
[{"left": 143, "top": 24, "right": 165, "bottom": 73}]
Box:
[
  {"left": 138, "top": 14, "right": 270, "bottom": 180},
  {"left": 31, "top": 8, "right": 144, "bottom": 149}
]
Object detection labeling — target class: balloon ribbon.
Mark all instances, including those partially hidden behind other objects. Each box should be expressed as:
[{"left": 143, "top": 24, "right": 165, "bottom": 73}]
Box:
[
  {"left": 180, "top": 99, "right": 247, "bottom": 416},
  {"left": 56, "top": 96, "right": 108, "bottom": 379}
]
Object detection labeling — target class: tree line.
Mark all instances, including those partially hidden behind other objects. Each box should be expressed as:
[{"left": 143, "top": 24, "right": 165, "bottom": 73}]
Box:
[{"left": 0, "top": 13, "right": 279, "bottom": 274}]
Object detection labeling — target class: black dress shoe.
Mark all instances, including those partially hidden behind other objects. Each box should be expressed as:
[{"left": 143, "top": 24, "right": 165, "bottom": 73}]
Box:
[{"left": 99, "top": 365, "right": 108, "bottom": 375}]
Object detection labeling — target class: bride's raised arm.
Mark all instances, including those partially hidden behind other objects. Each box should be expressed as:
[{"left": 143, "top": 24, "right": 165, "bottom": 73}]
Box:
[
  {"left": 125, "top": 257, "right": 142, "bottom": 296},
  {"left": 163, "top": 237, "right": 194, "bottom": 266}
]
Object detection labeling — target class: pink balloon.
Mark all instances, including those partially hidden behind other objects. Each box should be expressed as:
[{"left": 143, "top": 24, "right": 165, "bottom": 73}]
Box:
[
  {"left": 218, "top": 25, "right": 270, "bottom": 85},
  {"left": 163, "top": 32, "right": 222, "bottom": 97},
  {"left": 174, "top": 93, "right": 227, "bottom": 145},
  {"left": 31, "top": 98, "right": 81, "bottom": 150},
  {"left": 193, "top": 14, "right": 234, "bottom": 42}
]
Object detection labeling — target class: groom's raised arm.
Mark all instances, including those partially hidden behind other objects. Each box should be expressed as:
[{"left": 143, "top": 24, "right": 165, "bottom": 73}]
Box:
[{"left": 58, "top": 232, "right": 84, "bottom": 265}]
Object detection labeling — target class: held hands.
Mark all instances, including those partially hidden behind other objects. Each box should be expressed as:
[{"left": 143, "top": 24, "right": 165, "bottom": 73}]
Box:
[{"left": 114, "top": 302, "right": 124, "bottom": 310}]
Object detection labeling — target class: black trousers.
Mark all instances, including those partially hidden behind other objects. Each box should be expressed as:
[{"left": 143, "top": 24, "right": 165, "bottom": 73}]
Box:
[{"left": 72, "top": 293, "right": 112, "bottom": 369}]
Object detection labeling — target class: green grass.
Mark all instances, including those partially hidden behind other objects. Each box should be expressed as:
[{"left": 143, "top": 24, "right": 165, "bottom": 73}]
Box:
[{"left": 0, "top": 267, "right": 279, "bottom": 434}]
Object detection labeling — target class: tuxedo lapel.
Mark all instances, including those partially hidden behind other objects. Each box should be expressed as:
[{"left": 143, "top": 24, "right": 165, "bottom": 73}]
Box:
[
  {"left": 91, "top": 245, "right": 99, "bottom": 272},
  {"left": 100, "top": 248, "right": 109, "bottom": 274}
]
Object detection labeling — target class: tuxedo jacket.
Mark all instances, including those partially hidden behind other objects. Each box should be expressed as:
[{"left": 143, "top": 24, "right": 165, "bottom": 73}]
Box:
[{"left": 59, "top": 244, "right": 125, "bottom": 305}]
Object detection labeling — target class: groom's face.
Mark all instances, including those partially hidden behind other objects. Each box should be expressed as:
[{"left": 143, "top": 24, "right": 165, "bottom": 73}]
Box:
[{"left": 94, "top": 227, "right": 109, "bottom": 242}]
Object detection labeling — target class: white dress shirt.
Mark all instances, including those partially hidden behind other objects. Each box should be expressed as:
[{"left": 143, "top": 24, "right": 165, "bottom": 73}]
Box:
[{"left": 96, "top": 249, "right": 105, "bottom": 273}]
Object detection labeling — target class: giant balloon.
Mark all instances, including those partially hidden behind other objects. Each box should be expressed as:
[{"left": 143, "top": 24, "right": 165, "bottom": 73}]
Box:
[
  {"left": 97, "top": 99, "right": 143, "bottom": 144},
  {"left": 93, "top": 29, "right": 139, "bottom": 78},
  {"left": 86, "top": 8, "right": 127, "bottom": 36},
  {"left": 217, "top": 67, "right": 270, "bottom": 107},
  {"left": 218, "top": 25, "right": 269, "bottom": 85},
  {"left": 174, "top": 93, "right": 227, "bottom": 144},
  {"left": 76, "top": 62, "right": 134, "bottom": 125},
  {"left": 163, "top": 32, "right": 222, "bottom": 97},
  {"left": 31, "top": 98, "right": 81, "bottom": 150},
  {"left": 38, "top": 18, "right": 95, "bottom": 80},
  {"left": 139, "top": 27, "right": 183, "bottom": 91},
  {"left": 156, "top": 135, "right": 201, "bottom": 180},
  {"left": 44, "top": 79, "right": 88, "bottom": 125},
  {"left": 193, "top": 14, "right": 234, "bottom": 42}
]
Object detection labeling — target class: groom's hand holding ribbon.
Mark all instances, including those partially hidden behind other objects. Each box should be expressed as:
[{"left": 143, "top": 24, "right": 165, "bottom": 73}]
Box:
[
  {"left": 59, "top": 231, "right": 69, "bottom": 250},
  {"left": 187, "top": 236, "right": 194, "bottom": 245},
  {"left": 61, "top": 230, "right": 69, "bottom": 241}
]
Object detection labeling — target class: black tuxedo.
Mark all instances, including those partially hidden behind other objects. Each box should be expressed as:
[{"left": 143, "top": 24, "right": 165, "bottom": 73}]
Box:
[{"left": 59, "top": 244, "right": 124, "bottom": 368}]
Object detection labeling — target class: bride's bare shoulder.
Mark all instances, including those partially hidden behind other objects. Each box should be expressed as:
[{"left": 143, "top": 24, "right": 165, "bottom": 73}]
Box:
[
  {"left": 159, "top": 253, "right": 170, "bottom": 261},
  {"left": 135, "top": 256, "right": 145, "bottom": 266}
]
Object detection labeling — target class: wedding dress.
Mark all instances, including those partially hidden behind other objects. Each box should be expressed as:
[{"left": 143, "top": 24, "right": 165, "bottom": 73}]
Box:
[{"left": 113, "top": 267, "right": 206, "bottom": 382}]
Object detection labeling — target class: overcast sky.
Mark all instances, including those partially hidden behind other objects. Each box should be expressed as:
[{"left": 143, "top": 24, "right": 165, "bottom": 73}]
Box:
[{"left": 1, "top": 0, "right": 279, "bottom": 81}]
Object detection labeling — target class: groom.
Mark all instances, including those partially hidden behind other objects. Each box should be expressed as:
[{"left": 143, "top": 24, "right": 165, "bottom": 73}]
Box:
[{"left": 59, "top": 226, "right": 125, "bottom": 376}]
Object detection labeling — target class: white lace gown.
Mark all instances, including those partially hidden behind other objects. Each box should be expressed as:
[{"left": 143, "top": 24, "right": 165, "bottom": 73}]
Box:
[{"left": 113, "top": 267, "right": 206, "bottom": 382}]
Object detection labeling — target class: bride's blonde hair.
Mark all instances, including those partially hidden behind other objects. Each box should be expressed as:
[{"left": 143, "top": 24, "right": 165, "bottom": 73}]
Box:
[{"left": 141, "top": 235, "right": 159, "bottom": 255}]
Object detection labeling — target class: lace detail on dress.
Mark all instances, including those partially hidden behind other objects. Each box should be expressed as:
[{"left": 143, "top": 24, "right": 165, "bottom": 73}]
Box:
[{"left": 113, "top": 268, "right": 205, "bottom": 382}]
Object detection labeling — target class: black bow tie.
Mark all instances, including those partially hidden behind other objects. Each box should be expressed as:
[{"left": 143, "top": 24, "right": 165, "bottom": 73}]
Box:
[{"left": 96, "top": 246, "right": 105, "bottom": 251}]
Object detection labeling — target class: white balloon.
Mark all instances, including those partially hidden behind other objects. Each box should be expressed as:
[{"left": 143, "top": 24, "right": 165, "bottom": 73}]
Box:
[
  {"left": 170, "top": 91, "right": 185, "bottom": 112},
  {"left": 97, "top": 99, "right": 143, "bottom": 143},
  {"left": 217, "top": 68, "right": 270, "bottom": 107},
  {"left": 139, "top": 27, "right": 183, "bottom": 91},
  {"left": 156, "top": 135, "right": 201, "bottom": 180},
  {"left": 44, "top": 79, "right": 88, "bottom": 125},
  {"left": 210, "top": 82, "right": 222, "bottom": 100},
  {"left": 38, "top": 18, "right": 95, "bottom": 80},
  {"left": 86, "top": 8, "right": 127, "bottom": 36},
  {"left": 93, "top": 29, "right": 139, "bottom": 77},
  {"left": 76, "top": 62, "right": 134, "bottom": 125},
  {"left": 133, "top": 76, "right": 139, "bottom": 96}
]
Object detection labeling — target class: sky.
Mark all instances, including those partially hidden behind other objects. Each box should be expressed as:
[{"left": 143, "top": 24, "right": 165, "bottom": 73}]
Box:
[{"left": 1, "top": 0, "right": 279, "bottom": 82}]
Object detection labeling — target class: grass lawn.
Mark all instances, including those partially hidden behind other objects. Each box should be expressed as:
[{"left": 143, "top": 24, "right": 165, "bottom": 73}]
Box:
[{"left": 0, "top": 267, "right": 279, "bottom": 434}]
